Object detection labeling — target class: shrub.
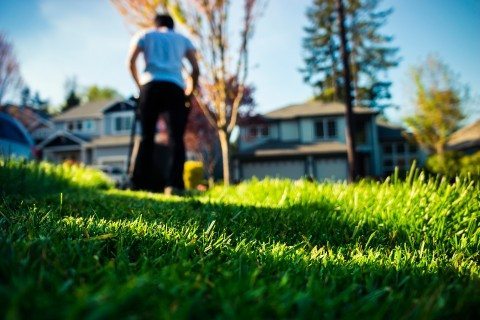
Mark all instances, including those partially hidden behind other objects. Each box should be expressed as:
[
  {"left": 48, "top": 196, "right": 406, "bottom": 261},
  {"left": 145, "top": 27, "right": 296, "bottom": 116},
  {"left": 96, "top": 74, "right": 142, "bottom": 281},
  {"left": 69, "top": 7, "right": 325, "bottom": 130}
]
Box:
[
  {"left": 459, "top": 151, "right": 480, "bottom": 177},
  {"left": 426, "top": 150, "right": 480, "bottom": 180},
  {"left": 183, "top": 160, "right": 204, "bottom": 189},
  {"left": 426, "top": 151, "right": 461, "bottom": 177}
]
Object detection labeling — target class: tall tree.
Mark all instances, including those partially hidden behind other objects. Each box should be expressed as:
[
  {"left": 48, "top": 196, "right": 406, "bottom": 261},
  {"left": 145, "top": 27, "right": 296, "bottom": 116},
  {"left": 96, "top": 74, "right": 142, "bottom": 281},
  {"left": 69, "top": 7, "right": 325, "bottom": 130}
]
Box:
[
  {"left": 111, "top": 0, "right": 264, "bottom": 185},
  {"left": 61, "top": 77, "right": 81, "bottom": 112},
  {"left": 21, "top": 86, "right": 30, "bottom": 107},
  {"left": 302, "top": 0, "right": 399, "bottom": 110},
  {"left": 335, "top": 0, "right": 357, "bottom": 181},
  {"left": 404, "top": 55, "right": 466, "bottom": 156},
  {"left": 0, "top": 32, "right": 22, "bottom": 105},
  {"left": 31, "top": 91, "right": 49, "bottom": 111},
  {"left": 82, "top": 85, "right": 122, "bottom": 103}
]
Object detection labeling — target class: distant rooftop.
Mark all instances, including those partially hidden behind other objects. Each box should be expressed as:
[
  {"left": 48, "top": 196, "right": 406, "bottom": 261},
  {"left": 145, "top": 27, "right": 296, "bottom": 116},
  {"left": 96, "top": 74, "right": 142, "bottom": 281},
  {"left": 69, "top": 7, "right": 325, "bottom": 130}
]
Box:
[
  {"left": 264, "top": 101, "right": 378, "bottom": 120},
  {"left": 448, "top": 119, "right": 480, "bottom": 150},
  {"left": 54, "top": 99, "right": 118, "bottom": 121}
]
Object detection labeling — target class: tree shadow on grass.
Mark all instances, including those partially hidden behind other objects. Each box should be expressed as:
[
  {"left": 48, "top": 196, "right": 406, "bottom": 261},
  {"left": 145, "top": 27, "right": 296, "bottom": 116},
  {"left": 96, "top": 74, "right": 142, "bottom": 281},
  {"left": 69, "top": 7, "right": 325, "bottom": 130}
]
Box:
[
  {"left": 1, "top": 191, "right": 479, "bottom": 319},
  {"left": 45, "top": 189, "right": 418, "bottom": 253}
]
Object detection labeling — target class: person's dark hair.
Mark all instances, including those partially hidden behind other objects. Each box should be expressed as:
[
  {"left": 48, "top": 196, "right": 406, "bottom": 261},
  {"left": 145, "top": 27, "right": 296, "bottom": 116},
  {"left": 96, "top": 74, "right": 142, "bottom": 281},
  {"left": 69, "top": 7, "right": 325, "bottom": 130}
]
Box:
[{"left": 154, "top": 14, "right": 174, "bottom": 29}]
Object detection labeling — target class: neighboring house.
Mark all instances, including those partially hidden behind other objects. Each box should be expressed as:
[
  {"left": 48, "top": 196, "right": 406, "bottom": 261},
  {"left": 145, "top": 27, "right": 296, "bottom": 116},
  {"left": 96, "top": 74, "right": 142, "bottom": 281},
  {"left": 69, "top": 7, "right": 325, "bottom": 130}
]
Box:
[
  {"left": 234, "top": 101, "right": 423, "bottom": 181},
  {"left": 376, "top": 120, "right": 425, "bottom": 177},
  {"left": 39, "top": 99, "right": 140, "bottom": 170},
  {"left": 0, "top": 104, "right": 55, "bottom": 144},
  {"left": 447, "top": 119, "right": 480, "bottom": 154}
]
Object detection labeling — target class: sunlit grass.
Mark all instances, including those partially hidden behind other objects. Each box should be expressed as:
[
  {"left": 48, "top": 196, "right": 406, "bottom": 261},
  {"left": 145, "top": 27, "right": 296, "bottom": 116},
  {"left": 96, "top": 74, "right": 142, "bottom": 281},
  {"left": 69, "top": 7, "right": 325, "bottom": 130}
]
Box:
[{"left": 0, "top": 159, "right": 479, "bottom": 319}]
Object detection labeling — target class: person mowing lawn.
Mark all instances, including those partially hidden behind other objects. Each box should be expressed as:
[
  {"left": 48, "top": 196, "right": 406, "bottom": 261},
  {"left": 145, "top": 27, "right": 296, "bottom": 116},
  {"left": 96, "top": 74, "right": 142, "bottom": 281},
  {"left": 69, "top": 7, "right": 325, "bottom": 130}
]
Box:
[{"left": 127, "top": 13, "right": 199, "bottom": 195}]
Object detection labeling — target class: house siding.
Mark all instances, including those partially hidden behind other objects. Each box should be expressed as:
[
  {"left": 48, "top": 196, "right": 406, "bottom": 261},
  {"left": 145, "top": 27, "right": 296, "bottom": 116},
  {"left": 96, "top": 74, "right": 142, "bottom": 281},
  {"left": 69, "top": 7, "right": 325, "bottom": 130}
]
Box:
[
  {"left": 300, "top": 118, "right": 314, "bottom": 143},
  {"left": 95, "top": 146, "right": 130, "bottom": 169},
  {"left": 280, "top": 120, "right": 299, "bottom": 141}
]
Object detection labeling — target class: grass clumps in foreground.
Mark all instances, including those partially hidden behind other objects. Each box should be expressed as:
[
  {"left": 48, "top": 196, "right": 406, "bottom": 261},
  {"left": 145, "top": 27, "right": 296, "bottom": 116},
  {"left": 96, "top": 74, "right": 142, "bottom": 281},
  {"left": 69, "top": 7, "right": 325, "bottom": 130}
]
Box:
[{"left": 0, "top": 160, "right": 479, "bottom": 319}]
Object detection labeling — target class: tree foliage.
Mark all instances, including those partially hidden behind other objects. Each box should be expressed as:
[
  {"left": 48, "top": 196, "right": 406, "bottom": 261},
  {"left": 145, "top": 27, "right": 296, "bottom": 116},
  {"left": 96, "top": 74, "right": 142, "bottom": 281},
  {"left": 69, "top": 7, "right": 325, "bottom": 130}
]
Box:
[
  {"left": 82, "top": 85, "right": 122, "bottom": 103},
  {"left": 404, "top": 55, "right": 466, "bottom": 155},
  {"left": 301, "top": 0, "right": 399, "bottom": 110},
  {"left": 0, "top": 32, "right": 22, "bottom": 105},
  {"left": 61, "top": 77, "right": 81, "bottom": 112}
]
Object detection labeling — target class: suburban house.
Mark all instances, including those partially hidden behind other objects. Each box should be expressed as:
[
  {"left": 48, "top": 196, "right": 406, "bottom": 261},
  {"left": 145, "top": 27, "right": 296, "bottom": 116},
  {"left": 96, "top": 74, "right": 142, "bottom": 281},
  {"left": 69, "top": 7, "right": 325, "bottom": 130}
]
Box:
[
  {"left": 234, "top": 101, "right": 423, "bottom": 181},
  {"left": 0, "top": 103, "right": 55, "bottom": 145},
  {"left": 447, "top": 119, "right": 480, "bottom": 154},
  {"left": 38, "top": 98, "right": 140, "bottom": 170}
]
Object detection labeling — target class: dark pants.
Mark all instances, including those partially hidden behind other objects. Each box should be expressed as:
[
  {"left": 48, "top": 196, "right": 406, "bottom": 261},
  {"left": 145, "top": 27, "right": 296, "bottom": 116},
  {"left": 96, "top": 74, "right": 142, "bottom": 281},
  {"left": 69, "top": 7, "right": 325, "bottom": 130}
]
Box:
[{"left": 135, "top": 81, "right": 189, "bottom": 191}]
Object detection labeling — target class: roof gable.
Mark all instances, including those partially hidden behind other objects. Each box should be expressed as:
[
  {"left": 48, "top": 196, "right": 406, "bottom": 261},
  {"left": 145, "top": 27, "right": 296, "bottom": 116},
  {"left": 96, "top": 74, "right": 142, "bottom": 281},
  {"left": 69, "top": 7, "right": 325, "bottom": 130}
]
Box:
[
  {"left": 38, "top": 130, "right": 89, "bottom": 148},
  {"left": 103, "top": 100, "right": 136, "bottom": 114}
]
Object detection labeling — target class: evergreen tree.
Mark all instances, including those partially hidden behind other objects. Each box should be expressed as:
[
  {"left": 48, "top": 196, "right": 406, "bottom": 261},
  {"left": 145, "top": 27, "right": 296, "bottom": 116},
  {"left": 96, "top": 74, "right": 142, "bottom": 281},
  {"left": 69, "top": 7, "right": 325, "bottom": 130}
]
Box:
[
  {"left": 21, "top": 86, "right": 30, "bottom": 107},
  {"left": 61, "top": 77, "right": 80, "bottom": 112},
  {"left": 31, "top": 91, "right": 49, "bottom": 111},
  {"left": 301, "top": 0, "right": 399, "bottom": 110}
]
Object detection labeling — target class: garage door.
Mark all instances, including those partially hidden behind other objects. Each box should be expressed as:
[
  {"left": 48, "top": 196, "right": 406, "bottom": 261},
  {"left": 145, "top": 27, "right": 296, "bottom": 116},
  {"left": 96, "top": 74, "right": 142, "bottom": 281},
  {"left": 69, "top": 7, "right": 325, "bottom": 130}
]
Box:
[
  {"left": 315, "top": 158, "right": 347, "bottom": 181},
  {"left": 242, "top": 160, "right": 305, "bottom": 180}
]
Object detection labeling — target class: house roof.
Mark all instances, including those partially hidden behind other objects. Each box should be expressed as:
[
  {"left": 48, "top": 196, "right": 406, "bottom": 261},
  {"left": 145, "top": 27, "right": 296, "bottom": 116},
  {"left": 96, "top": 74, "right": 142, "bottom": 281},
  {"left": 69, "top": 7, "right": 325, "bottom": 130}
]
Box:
[
  {"left": 38, "top": 130, "right": 90, "bottom": 149},
  {"left": 89, "top": 135, "right": 140, "bottom": 148},
  {"left": 264, "top": 101, "right": 378, "bottom": 120},
  {"left": 0, "top": 104, "right": 54, "bottom": 131},
  {"left": 237, "top": 140, "right": 347, "bottom": 158},
  {"left": 447, "top": 119, "right": 480, "bottom": 150},
  {"left": 54, "top": 99, "right": 119, "bottom": 121}
]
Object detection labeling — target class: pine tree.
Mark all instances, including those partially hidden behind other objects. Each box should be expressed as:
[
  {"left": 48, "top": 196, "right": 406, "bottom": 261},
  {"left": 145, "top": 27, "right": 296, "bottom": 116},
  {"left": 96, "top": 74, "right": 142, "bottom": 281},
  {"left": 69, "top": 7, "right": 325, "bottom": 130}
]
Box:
[
  {"left": 302, "top": 0, "right": 399, "bottom": 110},
  {"left": 61, "top": 77, "right": 80, "bottom": 112}
]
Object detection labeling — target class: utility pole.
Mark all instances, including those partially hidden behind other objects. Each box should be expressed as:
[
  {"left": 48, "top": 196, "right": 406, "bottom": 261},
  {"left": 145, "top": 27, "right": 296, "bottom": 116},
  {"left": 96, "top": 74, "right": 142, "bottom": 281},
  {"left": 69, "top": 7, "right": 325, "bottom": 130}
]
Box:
[{"left": 335, "top": 0, "right": 357, "bottom": 182}]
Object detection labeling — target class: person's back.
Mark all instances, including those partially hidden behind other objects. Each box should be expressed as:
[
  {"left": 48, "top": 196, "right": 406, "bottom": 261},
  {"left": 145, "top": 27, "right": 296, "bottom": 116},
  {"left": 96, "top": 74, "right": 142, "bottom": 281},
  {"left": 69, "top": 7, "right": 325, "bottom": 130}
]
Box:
[{"left": 137, "top": 28, "right": 193, "bottom": 89}]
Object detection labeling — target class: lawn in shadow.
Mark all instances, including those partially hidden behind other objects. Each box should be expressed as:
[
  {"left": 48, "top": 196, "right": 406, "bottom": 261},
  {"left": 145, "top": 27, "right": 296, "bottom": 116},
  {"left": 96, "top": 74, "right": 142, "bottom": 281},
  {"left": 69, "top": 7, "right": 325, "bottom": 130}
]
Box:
[{"left": 1, "top": 191, "right": 479, "bottom": 319}]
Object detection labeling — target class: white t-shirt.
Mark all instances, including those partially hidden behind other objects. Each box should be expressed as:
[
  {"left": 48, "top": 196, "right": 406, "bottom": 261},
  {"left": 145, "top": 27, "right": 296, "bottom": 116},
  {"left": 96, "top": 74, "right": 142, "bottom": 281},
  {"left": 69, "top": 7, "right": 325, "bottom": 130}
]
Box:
[{"left": 131, "top": 28, "right": 195, "bottom": 89}]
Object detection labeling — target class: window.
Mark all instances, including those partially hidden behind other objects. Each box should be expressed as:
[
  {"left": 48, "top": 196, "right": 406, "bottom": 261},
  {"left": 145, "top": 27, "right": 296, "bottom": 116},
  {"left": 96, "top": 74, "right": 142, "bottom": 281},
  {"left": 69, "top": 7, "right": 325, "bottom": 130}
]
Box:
[
  {"left": 383, "top": 144, "right": 393, "bottom": 154},
  {"left": 315, "top": 122, "right": 324, "bottom": 138},
  {"left": 67, "top": 122, "right": 74, "bottom": 131},
  {"left": 355, "top": 123, "right": 367, "bottom": 144},
  {"left": 84, "top": 120, "right": 95, "bottom": 132},
  {"left": 76, "top": 121, "right": 83, "bottom": 131},
  {"left": 315, "top": 119, "right": 337, "bottom": 140},
  {"left": 114, "top": 116, "right": 132, "bottom": 133},
  {"left": 397, "top": 143, "right": 405, "bottom": 153},
  {"left": 248, "top": 126, "right": 258, "bottom": 137},
  {"left": 327, "top": 120, "right": 336, "bottom": 138},
  {"left": 261, "top": 126, "right": 269, "bottom": 137}
]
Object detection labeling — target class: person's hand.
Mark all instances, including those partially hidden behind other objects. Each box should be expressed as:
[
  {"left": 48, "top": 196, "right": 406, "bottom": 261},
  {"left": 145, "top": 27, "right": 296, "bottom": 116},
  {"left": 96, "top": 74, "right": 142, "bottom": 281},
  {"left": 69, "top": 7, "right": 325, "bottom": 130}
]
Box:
[{"left": 185, "top": 87, "right": 197, "bottom": 100}]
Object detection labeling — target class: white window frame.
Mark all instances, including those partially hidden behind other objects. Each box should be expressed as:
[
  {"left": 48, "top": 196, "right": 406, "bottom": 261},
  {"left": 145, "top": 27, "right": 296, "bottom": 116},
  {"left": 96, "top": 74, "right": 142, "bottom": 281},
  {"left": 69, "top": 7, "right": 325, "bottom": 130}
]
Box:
[
  {"left": 315, "top": 118, "right": 337, "bottom": 141},
  {"left": 112, "top": 112, "right": 134, "bottom": 135}
]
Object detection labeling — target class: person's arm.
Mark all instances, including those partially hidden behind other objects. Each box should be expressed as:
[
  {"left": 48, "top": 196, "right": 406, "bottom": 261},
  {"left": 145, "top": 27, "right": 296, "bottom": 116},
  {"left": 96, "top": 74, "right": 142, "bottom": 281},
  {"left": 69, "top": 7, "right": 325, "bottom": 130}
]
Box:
[
  {"left": 127, "top": 44, "right": 142, "bottom": 92},
  {"left": 185, "top": 49, "right": 200, "bottom": 96}
]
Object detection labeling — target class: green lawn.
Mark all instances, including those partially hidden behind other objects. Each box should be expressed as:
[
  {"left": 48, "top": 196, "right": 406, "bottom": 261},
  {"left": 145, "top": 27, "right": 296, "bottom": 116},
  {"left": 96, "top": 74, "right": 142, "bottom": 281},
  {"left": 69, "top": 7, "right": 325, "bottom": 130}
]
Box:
[{"left": 1, "top": 159, "right": 479, "bottom": 319}]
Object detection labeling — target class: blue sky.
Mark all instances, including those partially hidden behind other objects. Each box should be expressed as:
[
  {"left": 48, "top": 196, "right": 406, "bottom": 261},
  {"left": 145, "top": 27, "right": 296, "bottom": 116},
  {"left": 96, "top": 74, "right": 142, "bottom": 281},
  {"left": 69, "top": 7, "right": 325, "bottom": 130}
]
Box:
[{"left": 0, "top": 0, "right": 479, "bottom": 124}]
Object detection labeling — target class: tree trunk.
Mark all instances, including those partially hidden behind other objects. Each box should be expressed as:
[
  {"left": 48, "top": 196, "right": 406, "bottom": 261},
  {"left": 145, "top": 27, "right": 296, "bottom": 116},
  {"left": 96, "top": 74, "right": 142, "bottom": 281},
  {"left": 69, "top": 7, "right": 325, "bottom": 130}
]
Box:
[
  {"left": 218, "top": 129, "right": 231, "bottom": 186},
  {"left": 336, "top": 0, "right": 358, "bottom": 182}
]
